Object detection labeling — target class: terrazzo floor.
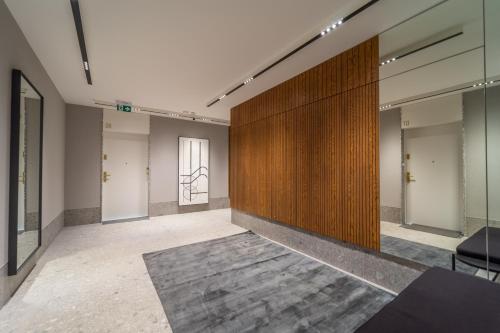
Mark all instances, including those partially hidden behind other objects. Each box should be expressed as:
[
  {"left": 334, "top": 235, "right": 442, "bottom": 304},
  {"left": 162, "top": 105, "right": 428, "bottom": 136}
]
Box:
[
  {"left": 2, "top": 213, "right": 456, "bottom": 332},
  {"left": 0, "top": 209, "right": 246, "bottom": 333}
]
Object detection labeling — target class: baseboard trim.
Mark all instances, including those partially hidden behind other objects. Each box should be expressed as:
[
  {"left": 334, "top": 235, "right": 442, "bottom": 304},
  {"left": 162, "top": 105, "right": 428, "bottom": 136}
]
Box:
[
  {"left": 380, "top": 206, "right": 401, "bottom": 224},
  {"left": 0, "top": 211, "right": 64, "bottom": 309},
  {"left": 231, "top": 209, "right": 425, "bottom": 294},
  {"left": 149, "top": 197, "right": 229, "bottom": 217},
  {"left": 102, "top": 216, "right": 148, "bottom": 225},
  {"left": 466, "top": 216, "right": 500, "bottom": 236},
  {"left": 64, "top": 207, "right": 100, "bottom": 226}
]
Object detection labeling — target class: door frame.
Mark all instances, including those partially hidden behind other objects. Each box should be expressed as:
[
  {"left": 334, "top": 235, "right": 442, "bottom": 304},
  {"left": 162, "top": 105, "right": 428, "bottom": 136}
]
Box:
[
  {"left": 401, "top": 123, "right": 465, "bottom": 232},
  {"left": 99, "top": 115, "right": 151, "bottom": 223}
]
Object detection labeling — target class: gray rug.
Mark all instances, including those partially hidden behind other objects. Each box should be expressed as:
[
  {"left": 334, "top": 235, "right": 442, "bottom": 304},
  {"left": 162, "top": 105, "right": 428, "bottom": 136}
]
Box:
[
  {"left": 143, "top": 232, "right": 393, "bottom": 333},
  {"left": 381, "top": 235, "right": 477, "bottom": 275}
]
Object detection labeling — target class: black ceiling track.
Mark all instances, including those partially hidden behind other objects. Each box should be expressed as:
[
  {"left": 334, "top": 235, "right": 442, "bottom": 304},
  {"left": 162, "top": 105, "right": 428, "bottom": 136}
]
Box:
[
  {"left": 70, "top": 0, "right": 92, "bottom": 85},
  {"left": 382, "top": 31, "right": 464, "bottom": 65},
  {"left": 207, "top": 0, "right": 380, "bottom": 108}
]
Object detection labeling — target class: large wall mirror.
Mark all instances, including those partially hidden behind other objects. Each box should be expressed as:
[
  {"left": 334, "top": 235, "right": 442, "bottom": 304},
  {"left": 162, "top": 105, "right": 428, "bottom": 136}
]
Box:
[
  {"left": 8, "top": 69, "right": 43, "bottom": 275},
  {"left": 378, "top": 0, "right": 499, "bottom": 280}
]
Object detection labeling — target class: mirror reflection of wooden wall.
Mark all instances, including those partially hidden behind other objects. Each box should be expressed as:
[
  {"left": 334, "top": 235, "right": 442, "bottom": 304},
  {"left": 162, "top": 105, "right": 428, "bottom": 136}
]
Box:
[
  {"left": 230, "top": 37, "right": 380, "bottom": 251},
  {"left": 8, "top": 69, "right": 43, "bottom": 275}
]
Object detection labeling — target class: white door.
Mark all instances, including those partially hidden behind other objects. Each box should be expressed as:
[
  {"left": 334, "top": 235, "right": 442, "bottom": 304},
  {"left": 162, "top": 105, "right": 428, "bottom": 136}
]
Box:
[
  {"left": 405, "top": 122, "right": 463, "bottom": 231},
  {"left": 102, "top": 132, "right": 149, "bottom": 221}
]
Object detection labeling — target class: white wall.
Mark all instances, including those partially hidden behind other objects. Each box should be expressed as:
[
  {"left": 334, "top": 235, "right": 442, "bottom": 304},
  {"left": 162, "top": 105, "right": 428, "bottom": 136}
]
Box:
[
  {"left": 401, "top": 94, "right": 463, "bottom": 129},
  {"left": 380, "top": 48, "right": 483, "bottom": 105},
  {"left": 0, "top": 0, "right": 65, "bottom": 267},
  {"left": 103, "top": 110, "right": 150, "bottom": 135},
  {"left": 65, "top": 104, "right": 102, "bottom": 210},
  {"left": 380, "top": 2, "right": 485, "bottom": 105},
  {"left": 380, "top": 108, "right": 401, "bottom": 208},
  {"left": 463, "top": 89, "right": 487, "bottom": 220},
  {"left": 486, "top": 86, "right": 500, "bottom": 222},
  {"left": 485, "top": 0, "right": 500, "bottom": 80},
  {"left": 150, "top": 116, "right": 228, "bottom": 203}
]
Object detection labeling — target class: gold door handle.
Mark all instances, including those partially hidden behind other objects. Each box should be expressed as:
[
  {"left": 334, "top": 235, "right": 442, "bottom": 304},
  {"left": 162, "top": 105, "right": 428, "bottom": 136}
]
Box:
[
  {"left": 406, "top": 171, "right": 415, "bottom": 183},
  {"left": 103, "top": 171, "right": 111, "bottom": 183},
  {"left": 19, "top": 172, "right": 25, "bottom": 184}
]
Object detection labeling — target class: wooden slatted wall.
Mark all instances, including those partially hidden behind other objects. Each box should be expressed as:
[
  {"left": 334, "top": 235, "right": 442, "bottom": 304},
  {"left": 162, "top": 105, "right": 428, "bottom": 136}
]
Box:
[{"left": 229, "top": 36, "right": 380, "bottom": 250}]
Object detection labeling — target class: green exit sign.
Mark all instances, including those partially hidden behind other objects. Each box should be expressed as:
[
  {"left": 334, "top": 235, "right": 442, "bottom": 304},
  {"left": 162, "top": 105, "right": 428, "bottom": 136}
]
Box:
[{"left": 117, "top": 104, "right": 132, "bottom": 112}]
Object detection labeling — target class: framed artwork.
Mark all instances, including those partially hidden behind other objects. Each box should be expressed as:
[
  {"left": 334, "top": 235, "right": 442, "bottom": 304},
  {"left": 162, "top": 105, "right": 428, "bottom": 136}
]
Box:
[{"left": 178, "top": 137, "right": 209, "bottom": 205}]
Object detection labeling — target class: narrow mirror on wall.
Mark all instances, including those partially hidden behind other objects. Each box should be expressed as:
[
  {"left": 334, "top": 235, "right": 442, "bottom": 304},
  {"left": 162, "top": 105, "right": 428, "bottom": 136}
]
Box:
[{"left": 9, "top": 70, "right": 43, "bottom": 275}]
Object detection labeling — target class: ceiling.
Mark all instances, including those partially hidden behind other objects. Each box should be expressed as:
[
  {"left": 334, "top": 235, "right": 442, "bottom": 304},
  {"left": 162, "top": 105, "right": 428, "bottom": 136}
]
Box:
[{"left": 5, "top": 0, "right": 441, "bottom": 121}]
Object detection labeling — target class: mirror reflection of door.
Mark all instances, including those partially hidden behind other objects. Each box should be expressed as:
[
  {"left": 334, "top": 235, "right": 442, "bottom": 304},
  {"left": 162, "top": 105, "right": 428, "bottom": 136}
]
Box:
[{"left": 402, "top": 95, "right": 464, "bottom": 236}]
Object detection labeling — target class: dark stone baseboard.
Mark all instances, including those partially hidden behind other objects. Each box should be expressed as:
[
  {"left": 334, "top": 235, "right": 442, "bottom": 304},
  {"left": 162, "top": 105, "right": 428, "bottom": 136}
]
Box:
[
  {"left": 0, "top": 211, "right": 64, "bottom": 309},
  {"left": 149, "top": 197, "right": 229, "bottom": 217},
  {"left": 64, "top": 207, "right": 101, "bottom": 226},
  {"left": 25, "top": 212, "right": 39, "bottom": 231},
  {"left": 232, "top": 209, "right": 425, "bottom": 294},
  {"left": 380, "top": 206, "right": 401, "bottom": 224}
]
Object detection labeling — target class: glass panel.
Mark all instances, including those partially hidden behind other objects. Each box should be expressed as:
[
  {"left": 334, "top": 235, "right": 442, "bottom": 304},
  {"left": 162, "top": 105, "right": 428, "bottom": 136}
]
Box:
[
  {"left": 378, "top": 0, "right": 488, "bottom": 277},
  {"left": 17, "top": 76, "right": 42, "bottom": 268},
  {"left": 485, "top": 0, "right": 500, "bottom": 278}
]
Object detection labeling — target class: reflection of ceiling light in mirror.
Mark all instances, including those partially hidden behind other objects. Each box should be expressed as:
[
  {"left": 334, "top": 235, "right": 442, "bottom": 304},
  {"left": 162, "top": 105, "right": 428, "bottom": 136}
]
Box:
[{"left": 380, "top": 57, "right": 397, "bottom": 66}]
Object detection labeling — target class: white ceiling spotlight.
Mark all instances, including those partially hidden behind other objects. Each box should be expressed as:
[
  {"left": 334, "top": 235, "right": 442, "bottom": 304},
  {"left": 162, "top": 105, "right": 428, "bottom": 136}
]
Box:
[
  {"left": 320, "top": 18, "right": 343, "bottom": 37},
  {"left": 219, "top": 94, "right": 226, "bottom": 100},
  {"left": 474, "top": 80, "right": 496, "bottom": 88},
  {"left": 244, "top": 77, "right": 254, "bottom": 85},
  {"left": 380, "top": 57, "right": 397, "bottom": 66},
  {"left": 379, "top": 104, "right": 392, "bottom": 111}
]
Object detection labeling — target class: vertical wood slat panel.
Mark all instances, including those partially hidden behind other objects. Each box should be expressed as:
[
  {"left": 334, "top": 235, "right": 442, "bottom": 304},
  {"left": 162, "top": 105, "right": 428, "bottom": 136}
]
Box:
[
  {"left": 270, "top": 111, "right": 296, "bottom": 225},
  {"left": 229, "top": 36, "right": 379, "bottom": 250}
]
